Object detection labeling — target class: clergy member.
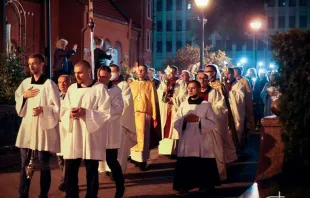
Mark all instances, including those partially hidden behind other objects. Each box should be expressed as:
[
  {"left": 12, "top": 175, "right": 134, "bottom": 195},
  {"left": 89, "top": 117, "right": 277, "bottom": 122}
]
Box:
[
  {"left": 171, "top": 80, "right": 220, "bottom": 196},
  {"left": 148, "top": 68, "right": 160, "bottom": 89},
  {"left": 180, "top": 70, "right": 190, "bottom": 84},
  {"left": 224, "top": 68, "right": 246, "bottom": 144},
  {"left": 15, "top": 53, "right": 60, "bottom": 198},
  {"left": 109, "top": 64, "right": 137, "bottom": 173},
  {"left": 197, "top": 70, "right": 228, "bottom": 181},
  {"left": 158, "top": 65, "right": 187, "bottom": 155},
  {"left": 61, "top": 60, "right": 111, "bottom": 198},
  {"left": 205, "top": 64, "right": 240, "bottom": 162},
  {"left": 97, "top": 66, "right": 125, "bottom": 198},
  {"left": 232, "top": 66, "right": 255, "bottom": 148},
  {"left": 57, "top": 75, "right": 71, "bottom": 192},
  {"left": 130, "top": 65, "right": 158, "bottom": 170}
]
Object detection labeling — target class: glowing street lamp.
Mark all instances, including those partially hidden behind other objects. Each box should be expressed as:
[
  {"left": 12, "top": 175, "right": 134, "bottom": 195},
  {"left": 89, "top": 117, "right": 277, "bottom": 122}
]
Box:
[
  {"left": 250, "top": 19, "right": 262, "bottom": 70},
  {"left": 269, "top": 63, "right": 275, "bottom": 68},
  {"left": 250, "top": 20, "right": 262, "bottom": 30},
  {"left": 195, "top": 0, "right": 209, "bottom": 7},
  {"left": 258, "top": 61, "right": 264, "bottom": 67},
  {"left": 195, "top": 0, "right": 210, "bottom": 69},
  {"left": 240, "top": 58, "right": 247, "bottom": 64}
]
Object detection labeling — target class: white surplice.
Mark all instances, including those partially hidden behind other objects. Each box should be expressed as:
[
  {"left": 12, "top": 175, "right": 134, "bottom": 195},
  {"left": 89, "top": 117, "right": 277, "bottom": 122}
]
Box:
[
  {"left": 60, "top": 82, "right": 111, "bottom": 160},
  {"left": 157, "top": 79, "right": 187, "bottom": 155},
  {"left": 15, "top": 77, "right": 60, "bottom": 153},
  {"left": 172, "top": 99, "right": 217, "bottom": 158},
  {"left": 98, "top": 83, "right": 124, "bottom": 172},
  {"left": 58, "top": 94, "right": 66, "bottom": 156},
  {"left": 208, "top": 88, "right": 228, "bottom": 180},
  {"left": 99, "top": 81, "right": 137, "bottom": 173},
  {"left": 117, "top": 81, "right": 137, "bottom": 171},
  {"left": 229, "top": 81, "right": 246, "bottom": 142}
]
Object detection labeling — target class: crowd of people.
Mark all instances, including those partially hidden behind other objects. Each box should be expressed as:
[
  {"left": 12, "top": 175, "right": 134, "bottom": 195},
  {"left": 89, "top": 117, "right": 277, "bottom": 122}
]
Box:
[{"left": 14, "top": 44, "right": 280, "bottom": 197}]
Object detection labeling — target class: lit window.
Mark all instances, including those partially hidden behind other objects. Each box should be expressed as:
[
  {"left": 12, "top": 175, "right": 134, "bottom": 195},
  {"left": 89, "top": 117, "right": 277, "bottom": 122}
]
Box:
[
  {"left": 146, "top": 30, "right": 152, "bottom": 51},
  {"left": 187, "top": 3, "right": 191, "bottom": 10}
]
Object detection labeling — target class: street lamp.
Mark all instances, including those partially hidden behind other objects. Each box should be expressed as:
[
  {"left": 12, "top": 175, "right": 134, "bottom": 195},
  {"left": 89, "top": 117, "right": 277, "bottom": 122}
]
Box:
[
  {"left": 195, "top": 0, "right": 209, "bottom": 69},
  {"left": 250, "top": 19, "right": 262, "bottom": 70},
  {"left": 240, "top": 57, "right": 247, "bottom": 65},
  {"left": 88, "top": 0, "right": 95, "bottom": 79}
]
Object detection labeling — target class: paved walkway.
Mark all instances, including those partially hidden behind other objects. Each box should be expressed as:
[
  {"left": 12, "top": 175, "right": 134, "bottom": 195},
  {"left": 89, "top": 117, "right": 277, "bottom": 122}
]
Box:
[{"left": 0, "top": 134, "right": 259, "bottom": 198}]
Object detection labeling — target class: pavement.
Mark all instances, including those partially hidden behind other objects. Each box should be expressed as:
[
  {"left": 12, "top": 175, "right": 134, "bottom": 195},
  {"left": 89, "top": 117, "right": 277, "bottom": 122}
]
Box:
[{"left": 0, "top": 134, "right": 260, "bottom": 198}]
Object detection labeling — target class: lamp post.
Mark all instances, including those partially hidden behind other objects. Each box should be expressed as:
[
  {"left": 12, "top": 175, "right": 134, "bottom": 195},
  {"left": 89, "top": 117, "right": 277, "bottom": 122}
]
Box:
[
  {"left": 195, "top": 0, "right": 209, "bottom": 69},
  {"left": 88, "top": 0, "right": 95, "bottom": 79},
  {"left": 250, "top": 20, "right": 262, "bottom": 70}
]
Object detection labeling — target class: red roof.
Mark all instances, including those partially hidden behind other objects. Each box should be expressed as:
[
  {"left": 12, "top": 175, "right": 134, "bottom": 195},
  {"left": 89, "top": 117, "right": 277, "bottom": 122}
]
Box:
[{"left": 80, "top": 0, "right": 129, "bottom": 23}]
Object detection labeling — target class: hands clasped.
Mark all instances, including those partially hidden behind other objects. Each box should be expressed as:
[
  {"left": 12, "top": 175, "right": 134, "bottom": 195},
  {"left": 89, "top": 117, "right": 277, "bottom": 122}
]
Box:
[
  {"left": 32, "top": 106, "right": 43, "bottom": 116},
  {"left": 184, "top": 114, "right": 200, "bottom": 123},
  {"left": 70, "top": 107, "right": 86, "bottom": 119}
]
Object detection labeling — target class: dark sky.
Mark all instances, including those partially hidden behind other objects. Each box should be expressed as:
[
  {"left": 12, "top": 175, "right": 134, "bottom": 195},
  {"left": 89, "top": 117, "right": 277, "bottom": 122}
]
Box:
[{"left": 192, "top": 0, "right": 265, "bottom": 40}]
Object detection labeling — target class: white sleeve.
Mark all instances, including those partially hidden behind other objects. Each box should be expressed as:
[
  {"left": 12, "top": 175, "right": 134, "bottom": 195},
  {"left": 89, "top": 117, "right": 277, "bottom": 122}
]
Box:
[
  {"left": 108, "top": 91, "right": 124, "bottom": 122},
  {"left": 85, "top": 87, "right": 111, "bottom": 133},
  {"left": 171, "top": 102, "right": 185, "bottom": 139},
  {"left": 171, "top": 81, "right": 187, "bottom": 109},
  {"left": 39, "top": 80, "right": 60, "bottom": 130},
  {"left": 200, "top": 103, "right": 217, "bottom": 134},
  {"left": 15, "top": 80, "right": 27, "bottom": 117},
  {"left": 121, "top": 82, "right": 131, "bottom": 109}
]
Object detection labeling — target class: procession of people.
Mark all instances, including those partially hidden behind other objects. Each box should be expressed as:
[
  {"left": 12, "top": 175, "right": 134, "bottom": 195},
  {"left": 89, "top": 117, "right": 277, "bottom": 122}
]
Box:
[{"left": 14, "top": 49, "right": 278, "bottom": 197}]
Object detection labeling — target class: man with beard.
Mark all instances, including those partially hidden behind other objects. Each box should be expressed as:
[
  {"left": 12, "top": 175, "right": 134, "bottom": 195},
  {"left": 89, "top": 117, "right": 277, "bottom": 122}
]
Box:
[
  {"left": 130, "top": 65, "right": 158, "bottom": 170},
  {"left": 157, "top": 65, "right": 187, "bottom": 156},
  {"left": 15, "top": 53, "right": 60, "bottom": 198}
]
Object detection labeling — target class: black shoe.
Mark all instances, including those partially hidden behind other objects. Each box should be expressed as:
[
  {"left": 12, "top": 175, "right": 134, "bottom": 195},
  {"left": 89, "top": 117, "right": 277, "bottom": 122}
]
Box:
[
  {"left": 115, "top": 185, "right": 125, "bottom": 198},
  {"left": 139, "top": 162, "right": 148, "bottom": 171},
  {"left": 58, "top": 182, "right": 66, "bottom": 192}
]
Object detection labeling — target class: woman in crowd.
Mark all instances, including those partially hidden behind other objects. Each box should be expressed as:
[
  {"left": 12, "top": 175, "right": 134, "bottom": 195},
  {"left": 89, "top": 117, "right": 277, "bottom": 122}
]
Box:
[
  {"left": 260, "top": 71, "right": 281, "bottom": 117},
  {"left": 53, "top": 39, "right": 77, "bottom": 81}
]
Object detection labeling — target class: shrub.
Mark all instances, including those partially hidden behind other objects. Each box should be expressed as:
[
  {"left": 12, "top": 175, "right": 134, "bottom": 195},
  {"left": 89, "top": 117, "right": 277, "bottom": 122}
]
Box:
[
  {"left": 270, "top": 29, "right": 310, "bottom": 182},
  {"left": 0, "top": 53, "right": 27, "bottom": 104}
]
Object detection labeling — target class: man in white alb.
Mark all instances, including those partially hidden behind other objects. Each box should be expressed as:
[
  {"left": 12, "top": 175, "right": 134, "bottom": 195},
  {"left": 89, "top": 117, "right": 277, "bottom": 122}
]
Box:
[
  {"left": 97, "top": 66, "right": 125, "bottom": 198},
  {"left": 15, "top": 53, "right": 60, "bottom": 198},
  {"left": 61, "top": 60, "right": 111, "bottom": 198}
]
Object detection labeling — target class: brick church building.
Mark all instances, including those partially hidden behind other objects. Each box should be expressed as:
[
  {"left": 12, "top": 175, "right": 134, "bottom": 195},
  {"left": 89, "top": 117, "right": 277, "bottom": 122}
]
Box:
[{"left": 1, "top": 0, "right": 153, "bottom": 72}]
